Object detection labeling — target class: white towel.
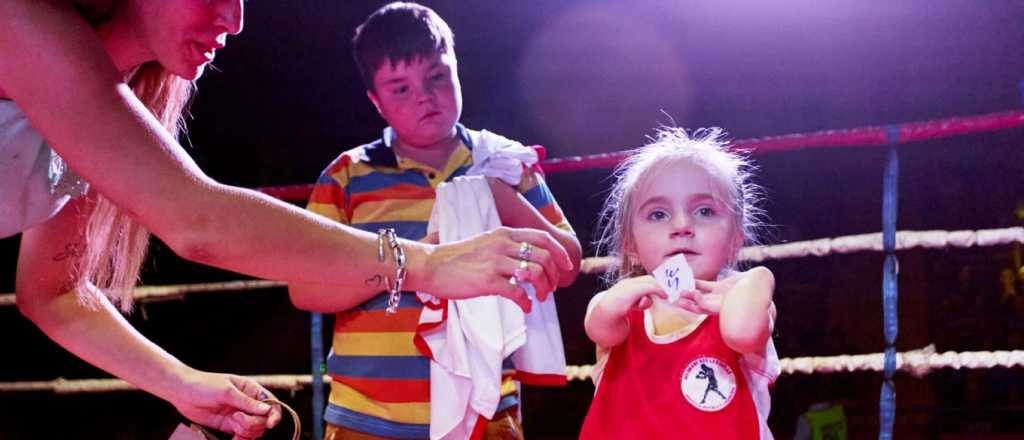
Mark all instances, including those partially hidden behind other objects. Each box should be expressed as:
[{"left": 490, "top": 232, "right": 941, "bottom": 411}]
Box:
[
  {"left": 416, "top": 131, "right": 566, "bottom": 440},
  {"left": 465, "top": 129, "right": 538, "bottom": 185}
]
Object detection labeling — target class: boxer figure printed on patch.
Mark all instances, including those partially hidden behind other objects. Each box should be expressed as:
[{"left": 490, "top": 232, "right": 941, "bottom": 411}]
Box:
[{"left": 680, "top": 356, "right": 737, "bottom": 411}]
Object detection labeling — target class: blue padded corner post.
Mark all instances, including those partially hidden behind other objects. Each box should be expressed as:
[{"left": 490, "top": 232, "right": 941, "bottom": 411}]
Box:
[
  {"left": 311, "top": 312, "right": 325, "bottom": 440},
  {"left": 879, "top": 133, "right": 900, "bottom": 440}
]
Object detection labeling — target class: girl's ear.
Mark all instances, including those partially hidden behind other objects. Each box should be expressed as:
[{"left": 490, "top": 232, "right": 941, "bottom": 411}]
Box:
[
  {"left": 728, "top": 228, "right": 745, "bottom": 267},
  {"left": 732, "top": 229, "right": 745, "bottom": 253}
]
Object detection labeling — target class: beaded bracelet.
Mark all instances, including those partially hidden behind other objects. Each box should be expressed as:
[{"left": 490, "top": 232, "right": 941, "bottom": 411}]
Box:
[{"left": 377, "top": 228, "right": 407, "bottom": 314}]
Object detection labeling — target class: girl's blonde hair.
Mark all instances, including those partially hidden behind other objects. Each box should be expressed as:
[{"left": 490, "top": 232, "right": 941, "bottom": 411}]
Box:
[
  {"left": 74, "top": 3, "right": 196, "bottom": 312},
  {"left": 595, "top": 127, "right": 765, "bottom": 284}
]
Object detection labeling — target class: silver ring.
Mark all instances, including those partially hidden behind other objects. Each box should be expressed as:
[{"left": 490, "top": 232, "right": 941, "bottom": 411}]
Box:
[
  {"left": 517, "top": 241, "right": 532, "bottom": 262},
  {"left": 514, "top": 259, "right": 529, "bottom": 281}
]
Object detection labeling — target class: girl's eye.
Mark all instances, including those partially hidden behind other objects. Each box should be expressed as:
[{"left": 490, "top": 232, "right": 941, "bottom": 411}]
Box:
[
  {"left": 695, "top": 206, "right": 715, "bottom": 217},
  {"left": 432, "top": 73, "right": 446, "bottom": 81},
  {"left": 393, "top": 85, "right": 408, "bottom": 95},
  {"left": 646, "top": 210, "right": 669, "bottom": 221}
]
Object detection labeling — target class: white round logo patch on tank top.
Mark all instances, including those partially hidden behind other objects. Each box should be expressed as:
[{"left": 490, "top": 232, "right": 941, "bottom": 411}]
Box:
[{"left": 680, "top": 356, "right": 736, "bottom": 411}]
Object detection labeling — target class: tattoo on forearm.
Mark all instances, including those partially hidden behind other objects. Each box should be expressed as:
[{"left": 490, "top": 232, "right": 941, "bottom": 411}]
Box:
[
  {"left": 53, "top": 242, "right": 84, "bottom": 261},
  {"left": 365, "top": 274, "right": 384, "bottom": 287}
]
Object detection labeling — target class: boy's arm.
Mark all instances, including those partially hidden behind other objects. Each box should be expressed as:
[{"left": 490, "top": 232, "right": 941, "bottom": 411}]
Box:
[
  {"left": 718, "top": 266, "right": 775, "bottom": 354},
  {"left": 488, "top": 174, "right": 582, "bottom": 287}
]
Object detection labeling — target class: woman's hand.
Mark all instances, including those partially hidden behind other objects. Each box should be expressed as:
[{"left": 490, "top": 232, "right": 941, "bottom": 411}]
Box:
[
  {"left": 409, "top": 227, "right": 573, "bottom": 312},
  {"left": 485, "top": 177, "right": 582, "bottom": 287},
  {"left": 171, "top": 370, "right": 282, "bottom": 440}
]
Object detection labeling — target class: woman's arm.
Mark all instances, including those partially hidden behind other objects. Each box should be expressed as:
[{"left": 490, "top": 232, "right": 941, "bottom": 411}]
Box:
[
  {"left": 0, "top": 0, "right": 572, "bottom": 303},
  {"left": 718, "top": 266, "right": 775, "bottom": 354},
  {"left": 289, "top": 226, "right": 566, "bottom": 313},
  {"left": 15, "top": 195, "right": 281, "bottom": 438}
]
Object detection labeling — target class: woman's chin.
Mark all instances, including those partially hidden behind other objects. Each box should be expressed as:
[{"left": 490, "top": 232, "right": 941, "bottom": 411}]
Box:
[{"left": 168, "top": 61, "right": 207, "bottom": 81}]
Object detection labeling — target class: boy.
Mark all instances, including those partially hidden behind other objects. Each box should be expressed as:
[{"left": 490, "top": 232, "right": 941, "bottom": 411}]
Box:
[{"left": 289, "top": 3, "right": 581, "bottom": 439}]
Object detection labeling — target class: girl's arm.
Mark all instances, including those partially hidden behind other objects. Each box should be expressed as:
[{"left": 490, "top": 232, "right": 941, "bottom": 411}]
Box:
[
  {"left": 0, "top": 0, "right": 572, "bottom": 302},
  {"left": 717, "top": 266, "right": 775, "bottom": 354},
  {"left": 15, "top": 195, "right": 281, "bottom": 438},
  {"left": 584, "top": 276, "right": 666, "bottom": 348}
]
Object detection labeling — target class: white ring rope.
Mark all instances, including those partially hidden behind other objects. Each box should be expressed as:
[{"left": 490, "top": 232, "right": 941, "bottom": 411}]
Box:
[
  {"left": 0, "top": 279, "right": 285, "bottom": 307},
  {"left": 775, "top": 345, "right": 1024, "bottom": 377},
  {"left": 581, "top": 227, "right": 1024, "bottom": 273},
  {"left": 0, "top": 374, "right": 327, "bottom": 394},
  {"left": 567, "top": 345, "right": 1024, "bottom": 380},
  {"left": 2, "top": 228, "right": 1020, "bottom": 394},
  {"left": 2, "top": 228, "right": 1018, "bottom": 302},
  {"left": 3, "top": 346, "right": 1022, "bottom": 393}
]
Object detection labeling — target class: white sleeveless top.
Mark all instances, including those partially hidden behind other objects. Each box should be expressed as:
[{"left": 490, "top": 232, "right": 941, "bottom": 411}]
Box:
[{"left": 0, "top": 100, "right": 89, "bottom": 238}]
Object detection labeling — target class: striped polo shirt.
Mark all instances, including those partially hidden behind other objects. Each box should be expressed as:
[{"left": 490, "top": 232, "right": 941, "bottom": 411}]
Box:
[{"left": 306, "top": 124, "right": 572, "bottom": 438}]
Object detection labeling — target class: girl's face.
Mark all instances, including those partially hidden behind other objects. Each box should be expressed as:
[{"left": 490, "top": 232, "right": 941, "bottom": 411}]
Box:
[
  {"left": 127, "top": 0, "right": 244, "bottom": 80},
  {"left": 627, "top": 160, "right": 742, "bottom": 281}
]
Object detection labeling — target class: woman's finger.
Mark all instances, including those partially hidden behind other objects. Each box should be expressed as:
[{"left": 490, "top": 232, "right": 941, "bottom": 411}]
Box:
[
  {"left": 505, "top": 228, "right": 572, "bottom": 272},
  {"left": 507, "top": 257, "right": 554, "bottom": 302},
  {"left": 227, "top": 411, "right": 267, "bottom": 439},
  {"left": 512, "top": 241, "right": 560, "bottom": 298},
  {"left": 491, "top": 273, "right": 532, "bottom": 313}
]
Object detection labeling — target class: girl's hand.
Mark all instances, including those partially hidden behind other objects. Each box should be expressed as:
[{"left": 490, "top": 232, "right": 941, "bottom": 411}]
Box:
[
  {"left": 585, "top": 275, "right": 669, "bottom": 348},
  {"left": 675, "top": 273, "right": 741, "bottom": 314},
  {"left": 603, "top": 275, "right": 669, "bottom": 316}
]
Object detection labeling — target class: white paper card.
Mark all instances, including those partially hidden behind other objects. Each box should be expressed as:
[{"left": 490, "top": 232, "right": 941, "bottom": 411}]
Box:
[{"left": 653, "top": 253, "right": 696, "bottom": 303}]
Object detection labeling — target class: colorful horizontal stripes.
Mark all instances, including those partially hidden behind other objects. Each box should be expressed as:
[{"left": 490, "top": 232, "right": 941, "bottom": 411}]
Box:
[{"left": 307, "top": 125, "right": 572, "bottom": 437}]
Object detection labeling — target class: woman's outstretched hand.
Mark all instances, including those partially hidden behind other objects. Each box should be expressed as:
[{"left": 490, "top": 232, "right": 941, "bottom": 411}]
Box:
[
  {"left": 411, "top": 227, "right": 573, "bottom": 312},
  {"left": 171, "top": 370, "right": 282, "bottom": 440}
]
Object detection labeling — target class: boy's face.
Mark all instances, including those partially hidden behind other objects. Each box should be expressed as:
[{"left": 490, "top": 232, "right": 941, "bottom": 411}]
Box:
[{"left": 368, "top": 51, "right": 463, "bottom": 148}]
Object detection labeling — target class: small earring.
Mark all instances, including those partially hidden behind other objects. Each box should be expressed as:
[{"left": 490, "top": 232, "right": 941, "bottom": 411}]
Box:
[{"left": 628, "top": 257, "right": 644, "bottom": 275}]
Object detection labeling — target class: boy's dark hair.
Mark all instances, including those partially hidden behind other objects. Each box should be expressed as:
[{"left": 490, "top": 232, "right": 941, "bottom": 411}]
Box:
[{"left": 352, "top": 2, "right": 455, "bottom": 92}]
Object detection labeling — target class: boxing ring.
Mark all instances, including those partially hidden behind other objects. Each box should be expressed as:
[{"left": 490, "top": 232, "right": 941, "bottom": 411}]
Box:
[{"left": 2, "top": 109, "right": 1023, "bottom": 439}]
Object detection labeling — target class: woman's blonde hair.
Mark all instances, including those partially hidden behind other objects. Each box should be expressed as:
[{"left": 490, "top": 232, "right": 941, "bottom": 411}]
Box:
[
  {"left": 74, "top": 3, "right": 196, "bottom": 312},
  {"left": 594, "top": 127, "right": 765, "bottom": 285}
]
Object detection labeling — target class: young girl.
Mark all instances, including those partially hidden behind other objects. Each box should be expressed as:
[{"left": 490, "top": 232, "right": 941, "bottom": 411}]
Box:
[{"left": 580, "top": 127, "right": 779, "bottom": 439}]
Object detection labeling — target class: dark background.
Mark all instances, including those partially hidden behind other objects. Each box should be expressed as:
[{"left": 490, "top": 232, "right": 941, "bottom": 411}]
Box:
[{"left": 2, "top": 0, "right": 1024, "bottom": 438}]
